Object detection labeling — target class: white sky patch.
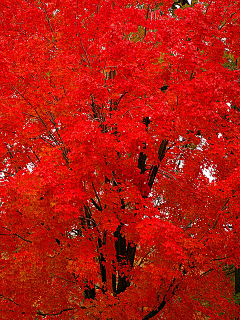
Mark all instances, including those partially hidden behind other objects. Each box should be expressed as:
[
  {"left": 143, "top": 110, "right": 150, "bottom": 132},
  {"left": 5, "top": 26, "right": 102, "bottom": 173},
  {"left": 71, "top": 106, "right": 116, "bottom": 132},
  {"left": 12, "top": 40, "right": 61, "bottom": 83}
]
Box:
[
  {"left": 27, "top": 163, "right": 35, "bottom": 173},
  {"left": 178, "top": 160, "right": 184, "bottom": 169},
  {"left": 52, "top": 9, "right": 60, "bottom": 16},
  {"left": 196, "top": 137, "right": 207, "bottom": 151},
  {"left": 203, "top": 165, "right": 215, "bottom": 183},
  {"left": 226, "top": 102, "right": 231, "bottom": 112}
]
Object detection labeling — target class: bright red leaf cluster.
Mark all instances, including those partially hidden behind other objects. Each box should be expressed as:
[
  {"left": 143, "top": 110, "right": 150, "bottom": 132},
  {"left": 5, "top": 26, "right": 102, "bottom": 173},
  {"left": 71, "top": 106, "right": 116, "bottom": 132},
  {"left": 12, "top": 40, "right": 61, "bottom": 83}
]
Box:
[{"left": 0, "top": 0, "right": 240, "bottom": 319}]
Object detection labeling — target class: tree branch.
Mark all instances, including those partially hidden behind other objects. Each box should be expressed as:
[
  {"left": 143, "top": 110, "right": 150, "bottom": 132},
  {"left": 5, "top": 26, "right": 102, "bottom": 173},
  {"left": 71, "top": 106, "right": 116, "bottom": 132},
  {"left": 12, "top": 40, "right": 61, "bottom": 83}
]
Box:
[
  {"left": 37, "top": 307, "right": 75, "bottom": 317},
  {"left": 79, "top": 33, "right": 91, "bottom": 68},
  {"left": 142, "top": 282, "right": 174, "bottom": 320},
  {"left": 2, "top": 227, "right": 32, "bottom": 243},
  {"left": 0, "top": 294, "right": 21, "bottom": 307}
]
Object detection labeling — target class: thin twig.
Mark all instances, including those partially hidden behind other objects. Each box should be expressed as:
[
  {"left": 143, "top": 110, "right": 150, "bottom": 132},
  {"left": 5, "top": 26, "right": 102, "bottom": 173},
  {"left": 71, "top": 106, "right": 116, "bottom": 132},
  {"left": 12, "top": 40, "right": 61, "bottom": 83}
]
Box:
[
  {"left": 121, "top": 106, "right": 141, "bottom": 117},
  {"left": 37, "top": 307, "right": 75, "bottom": 317},
  {"left": 92, "top": 182, "right": 102, "bottom": 211},
  {"left": 205, "top": 0, "right": 213, "bottom": 16},
  {"left": 42, "top": 5, "right": 54, "bottom": 32},
  {"left": 137, "top": 247, "right": 155, "bottom": 266},
  {"left": 0, "top": 170, "right": 15, "bottom": 176},
  {"left": 26, "top": 154, "right": 36, "bottom": 167},
  {"left": 39, "top": 135, "right": 56, "bottom": 147},
  {"left": 79, "top": 33, "right": 91, "bottom": 68},
  {"left": 51, "top": 273, "right": 77, "bottom": 284},
  {"left": 2, "top": 227, "right": 32, "bottom": 243},
  {"left": 0, "top": 295, "right": 21, "bottom": 307},
  {"left": 200, "top": 268, "right": 214, "bottom": 277}
]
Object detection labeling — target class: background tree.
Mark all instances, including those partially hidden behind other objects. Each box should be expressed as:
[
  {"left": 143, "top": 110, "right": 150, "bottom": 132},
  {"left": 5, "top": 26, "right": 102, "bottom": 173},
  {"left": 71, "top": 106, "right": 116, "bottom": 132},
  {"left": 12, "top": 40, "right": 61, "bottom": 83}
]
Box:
[{"left": 0, "top": 0, "right": 240, "bottom": 319}]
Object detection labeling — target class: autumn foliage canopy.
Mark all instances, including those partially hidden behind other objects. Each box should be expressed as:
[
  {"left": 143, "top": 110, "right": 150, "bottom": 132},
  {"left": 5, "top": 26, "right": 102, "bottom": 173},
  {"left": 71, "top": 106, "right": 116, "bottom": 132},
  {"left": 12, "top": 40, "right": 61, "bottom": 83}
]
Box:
[{"left": 0, "top": 0, "right": 240, "bottom": 319}]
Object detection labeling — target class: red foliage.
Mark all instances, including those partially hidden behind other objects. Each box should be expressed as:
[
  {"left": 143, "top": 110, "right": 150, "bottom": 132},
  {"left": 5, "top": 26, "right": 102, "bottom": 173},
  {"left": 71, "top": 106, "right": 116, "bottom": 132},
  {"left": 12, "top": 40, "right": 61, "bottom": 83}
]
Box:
[{"left": 0, "top": 0, "right": 240, "bottom": 319}]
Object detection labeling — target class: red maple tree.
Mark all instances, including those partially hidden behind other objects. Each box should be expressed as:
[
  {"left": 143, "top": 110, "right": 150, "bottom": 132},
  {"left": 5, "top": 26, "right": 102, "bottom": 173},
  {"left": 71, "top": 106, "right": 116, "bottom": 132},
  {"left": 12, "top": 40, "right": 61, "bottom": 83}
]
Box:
[{"left": 0, "top": 0, "right": 240, "bottom": 319}]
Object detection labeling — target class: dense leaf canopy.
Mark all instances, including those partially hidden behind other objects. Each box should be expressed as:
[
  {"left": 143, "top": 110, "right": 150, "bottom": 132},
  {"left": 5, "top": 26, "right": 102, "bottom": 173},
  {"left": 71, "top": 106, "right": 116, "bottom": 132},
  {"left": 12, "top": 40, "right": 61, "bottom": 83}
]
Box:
[{"left": 0, "top": 0, "right": 240, "bottom": 319}]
